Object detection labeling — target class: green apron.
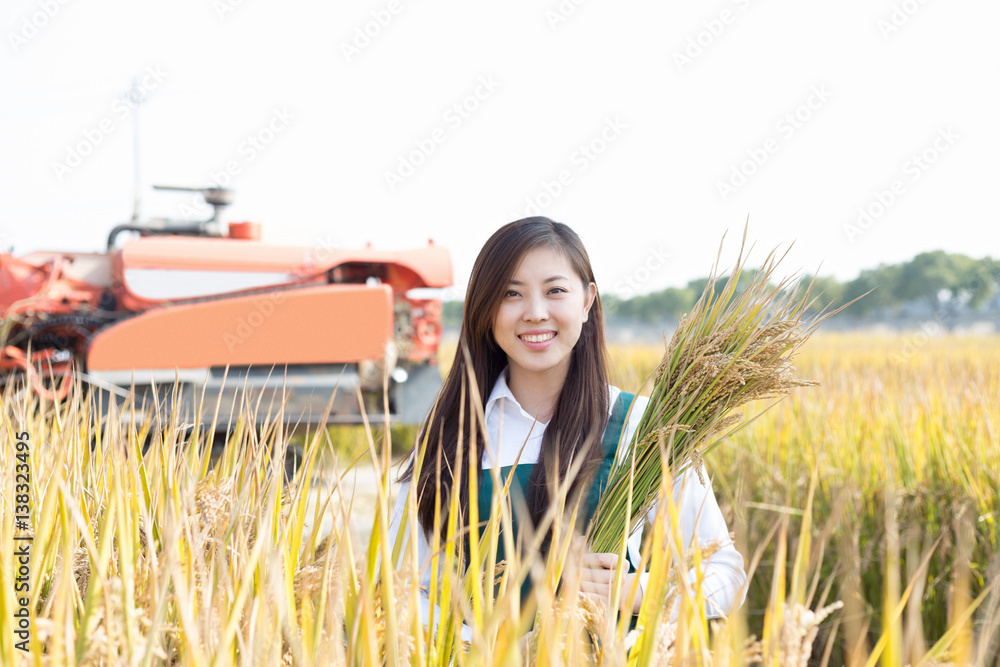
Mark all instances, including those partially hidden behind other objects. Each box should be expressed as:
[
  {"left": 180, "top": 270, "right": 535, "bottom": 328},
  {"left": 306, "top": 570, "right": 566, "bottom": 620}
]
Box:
[{"left": 467, "top": 391, "right": 638, "bottom": 624}]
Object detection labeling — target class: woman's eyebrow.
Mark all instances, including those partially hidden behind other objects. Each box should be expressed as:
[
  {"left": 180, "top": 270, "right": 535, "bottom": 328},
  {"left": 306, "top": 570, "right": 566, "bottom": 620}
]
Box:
[{"left": 508, "top": 275, "right": 569, "bottom": 285}]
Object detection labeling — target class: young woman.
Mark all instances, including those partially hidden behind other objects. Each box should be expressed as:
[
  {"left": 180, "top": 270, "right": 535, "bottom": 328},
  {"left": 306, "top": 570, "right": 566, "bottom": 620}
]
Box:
[{"left": 388, "top": 217, "right": 746, "bottom": 636}]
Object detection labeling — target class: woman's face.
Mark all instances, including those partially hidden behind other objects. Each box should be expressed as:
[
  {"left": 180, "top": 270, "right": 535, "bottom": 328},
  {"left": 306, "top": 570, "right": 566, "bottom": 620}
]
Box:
[{"left": 493, "top": 245, "right": 597, "bottom": 385}]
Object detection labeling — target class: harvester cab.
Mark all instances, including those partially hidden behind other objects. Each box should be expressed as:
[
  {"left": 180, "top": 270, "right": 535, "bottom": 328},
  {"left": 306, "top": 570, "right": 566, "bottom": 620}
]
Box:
[{"left": 0, "top": 186, "right": 452, "bottom": 440}]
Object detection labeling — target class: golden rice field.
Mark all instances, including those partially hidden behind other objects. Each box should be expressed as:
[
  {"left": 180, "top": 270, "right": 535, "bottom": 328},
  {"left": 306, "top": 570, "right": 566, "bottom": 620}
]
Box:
[
  {"left": 0, "top": 332, "right": 997, "bottom": 665},
  {"left": 606, "top": 333, "right": 1000, "bottom": 666}
]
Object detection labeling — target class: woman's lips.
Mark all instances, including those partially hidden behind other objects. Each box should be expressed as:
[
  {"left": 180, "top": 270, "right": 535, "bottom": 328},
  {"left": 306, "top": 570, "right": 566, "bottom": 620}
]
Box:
[{"left": 518, "top": 331, "right": 556, "bottom": 349}]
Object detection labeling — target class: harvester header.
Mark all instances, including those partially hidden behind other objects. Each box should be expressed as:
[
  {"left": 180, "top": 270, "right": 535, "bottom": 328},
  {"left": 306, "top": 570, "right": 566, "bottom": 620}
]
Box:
[{"left": 0, "top": 187, "right": 453, "bottom": 434}]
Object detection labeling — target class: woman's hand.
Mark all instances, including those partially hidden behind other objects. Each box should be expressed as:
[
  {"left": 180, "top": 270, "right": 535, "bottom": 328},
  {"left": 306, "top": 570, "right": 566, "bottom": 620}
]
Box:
[{"left": 574, "top": 539, "right": 643, "bottom": 615}]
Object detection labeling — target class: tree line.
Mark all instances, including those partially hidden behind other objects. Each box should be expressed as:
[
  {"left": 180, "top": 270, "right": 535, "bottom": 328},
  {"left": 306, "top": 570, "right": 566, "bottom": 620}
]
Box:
[{"left": 441, "top": 251, "right": 1000, "bottom": 326}]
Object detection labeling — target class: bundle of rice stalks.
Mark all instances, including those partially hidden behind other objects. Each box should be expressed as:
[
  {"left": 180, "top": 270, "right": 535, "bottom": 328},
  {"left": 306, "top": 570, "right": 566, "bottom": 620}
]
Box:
[{"left": 587, "top": 223, "right": 859, "bottom": 554}]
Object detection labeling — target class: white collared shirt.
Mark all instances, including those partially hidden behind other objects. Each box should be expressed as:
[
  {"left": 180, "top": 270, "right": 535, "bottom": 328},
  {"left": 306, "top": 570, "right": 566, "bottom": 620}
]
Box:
[{"left": 387, "top": 369, "right": 748, "bottom": 636}]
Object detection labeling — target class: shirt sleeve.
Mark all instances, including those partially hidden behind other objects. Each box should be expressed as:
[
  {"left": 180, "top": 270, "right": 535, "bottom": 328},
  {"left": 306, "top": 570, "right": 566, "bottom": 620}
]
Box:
[
  {"left": 387, "top": 454, "right": 474, "bottom": 642},
  {"left": 618, "top": 395, "right": 748, "bottom": 619}
]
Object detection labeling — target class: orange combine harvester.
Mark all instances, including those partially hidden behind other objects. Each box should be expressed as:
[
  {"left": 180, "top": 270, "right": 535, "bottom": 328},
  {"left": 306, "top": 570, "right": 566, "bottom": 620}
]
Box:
[{"left": 0, "top": 186, "right": 453, "bottom": 438}]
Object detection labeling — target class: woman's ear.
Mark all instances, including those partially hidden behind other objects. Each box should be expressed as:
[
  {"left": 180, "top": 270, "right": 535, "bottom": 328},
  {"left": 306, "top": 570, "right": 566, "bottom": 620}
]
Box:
[{"left": 582, "top": 282, "right": 597, "bottom": 322}]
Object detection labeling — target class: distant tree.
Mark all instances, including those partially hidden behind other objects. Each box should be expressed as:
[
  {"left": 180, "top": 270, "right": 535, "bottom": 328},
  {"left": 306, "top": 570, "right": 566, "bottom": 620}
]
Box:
[
  {"left": 795, "top": 275, "right": 845, "bottom": 314},
  {"left": 443, "top": 251, "right": 996, "bottom": 327},
  {"left": 959, "top": 257, "right": 1000, "bottom": 309},
  {"left": 840, "top": 264, "right": 902, "bottom": 316},
  {"left": 685, "top": 276, "right": 711, "bottom": 298},
  {"left": 602, "top": 293, "right": 624, "bottom": 319},
  {"left": 893, "top": 251, "right": 977, "bottom": 310},
  {"left": 686, "top": 269, "right": 769, "bottom": 311},
  {"left": 652, "top": 287, "right": 697, "bottom": 320},
  {"left": 628, "top": 287, "right": 696, "bottom": 323}
]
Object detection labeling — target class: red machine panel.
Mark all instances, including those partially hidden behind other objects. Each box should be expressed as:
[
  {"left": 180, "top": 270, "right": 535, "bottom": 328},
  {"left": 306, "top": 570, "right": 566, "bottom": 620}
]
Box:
[{"left": 87, "top": 283, "right": 394, "bottom": 371}]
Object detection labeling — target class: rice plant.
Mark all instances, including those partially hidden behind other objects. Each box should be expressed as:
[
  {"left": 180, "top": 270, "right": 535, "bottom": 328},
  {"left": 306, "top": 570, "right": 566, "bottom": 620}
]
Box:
[{"left": 0, "top": 330, "right": 997, "bottom": 665}]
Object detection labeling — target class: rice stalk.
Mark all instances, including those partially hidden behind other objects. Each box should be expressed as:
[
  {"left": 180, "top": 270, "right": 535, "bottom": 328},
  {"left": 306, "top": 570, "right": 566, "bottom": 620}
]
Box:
[
  {"left": 0, "top": 326, "right": 997, "bottom": 665},
  {"left": 588, "top": 222, "right": 861, "bottom": 554}
]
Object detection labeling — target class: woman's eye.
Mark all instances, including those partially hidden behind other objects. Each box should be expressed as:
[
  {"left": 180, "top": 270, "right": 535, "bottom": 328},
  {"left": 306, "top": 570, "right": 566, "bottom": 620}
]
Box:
[
  {"left": 504, "top": 290, "right": 520, "bottom": 298},
  {"left": 548, "top": 287, "right": 567, "bottom": 295}
]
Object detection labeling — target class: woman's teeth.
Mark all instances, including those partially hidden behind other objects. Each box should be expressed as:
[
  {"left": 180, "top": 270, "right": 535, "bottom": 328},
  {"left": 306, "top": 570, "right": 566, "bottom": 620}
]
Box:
[{"left": 520, "top": 333, "right": 555, "bottom": 343}]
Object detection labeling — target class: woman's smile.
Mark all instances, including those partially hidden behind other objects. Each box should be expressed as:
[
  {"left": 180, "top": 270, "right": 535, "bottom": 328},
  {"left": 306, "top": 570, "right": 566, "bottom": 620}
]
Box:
[{"left": 518, "top": 330, "right": 557, "bottom": 347}]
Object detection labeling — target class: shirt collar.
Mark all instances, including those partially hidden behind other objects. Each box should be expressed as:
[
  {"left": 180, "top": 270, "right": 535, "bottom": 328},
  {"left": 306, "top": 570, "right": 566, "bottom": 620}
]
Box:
[
  {"left": 484, "top": 366, "right": 621, "bottom": 421},
  {"left": 484, "top": 366, "right": 516, "bottom": 416},
  {"left": 484, "top": 366, "right": 551, "bottom": 430}
]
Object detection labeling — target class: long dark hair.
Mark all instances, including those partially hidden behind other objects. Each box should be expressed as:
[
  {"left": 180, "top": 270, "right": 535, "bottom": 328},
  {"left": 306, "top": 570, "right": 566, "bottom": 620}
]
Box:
[{"left": 400, "top": 217, "right": 610, "bottom": 547}]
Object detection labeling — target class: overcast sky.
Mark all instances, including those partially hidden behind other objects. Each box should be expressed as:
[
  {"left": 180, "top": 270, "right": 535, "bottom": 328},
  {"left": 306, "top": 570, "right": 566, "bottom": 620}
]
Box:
[{"left": 2, "top": 0, "right": 997, "bottom": 301}]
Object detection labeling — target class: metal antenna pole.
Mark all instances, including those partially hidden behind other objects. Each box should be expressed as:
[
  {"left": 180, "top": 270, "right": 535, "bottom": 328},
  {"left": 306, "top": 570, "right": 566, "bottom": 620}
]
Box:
[{"left": 123, "top": 77, "right": 148, "bottom": 223}]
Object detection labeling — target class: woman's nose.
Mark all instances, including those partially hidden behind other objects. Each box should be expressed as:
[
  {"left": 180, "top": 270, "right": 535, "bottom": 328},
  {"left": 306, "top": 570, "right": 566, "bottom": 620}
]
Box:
[{"left": 522, "top": 293, "right": 549, "bottom": 321}]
